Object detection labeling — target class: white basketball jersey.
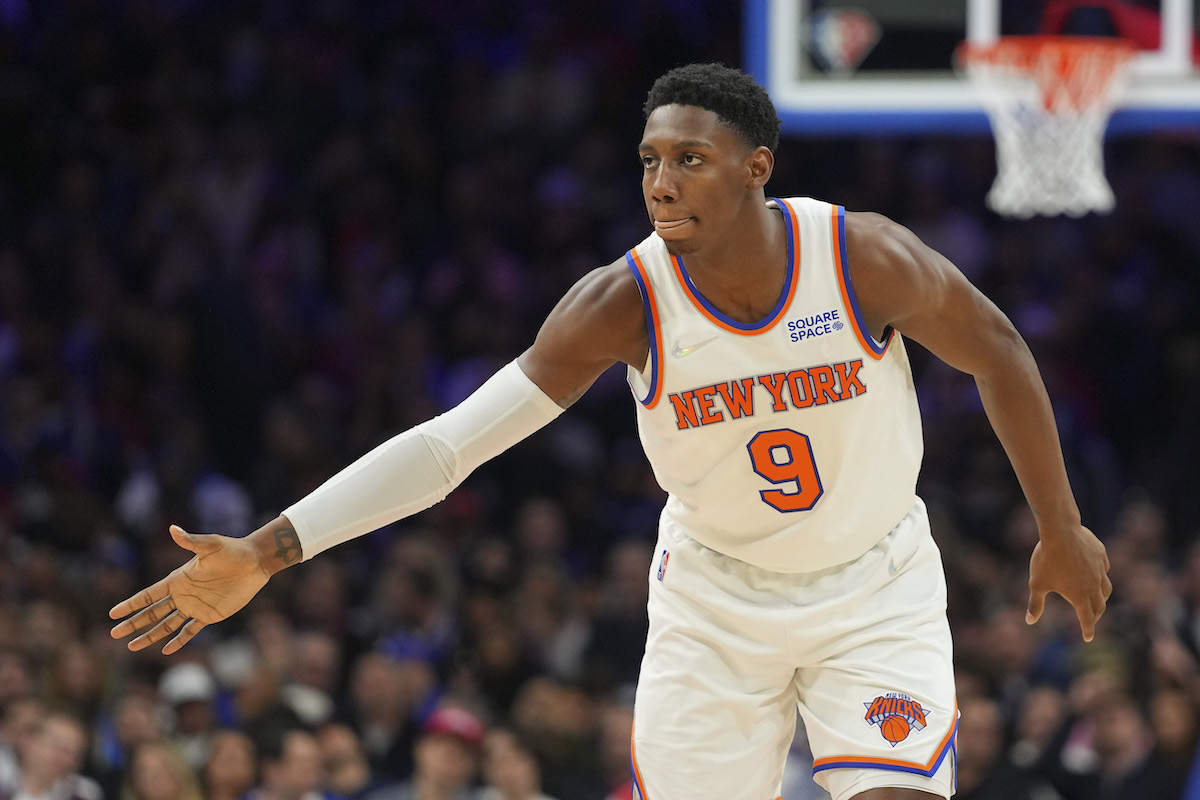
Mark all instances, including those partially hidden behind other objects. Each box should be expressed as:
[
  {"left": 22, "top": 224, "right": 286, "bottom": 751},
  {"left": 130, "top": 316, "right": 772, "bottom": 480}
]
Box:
[{"left": 625, "top": 197, "right": 923, "bottom": 572}]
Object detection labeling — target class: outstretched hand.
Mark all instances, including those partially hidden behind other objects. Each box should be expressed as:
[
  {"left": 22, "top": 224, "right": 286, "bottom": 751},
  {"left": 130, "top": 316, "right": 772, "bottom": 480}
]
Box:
[
  {"left": 1026, "top": 523, "right": 1112, "bottom": 642},
  {"left": 109, "top": 524, "right": 274, "bottom": 655}
]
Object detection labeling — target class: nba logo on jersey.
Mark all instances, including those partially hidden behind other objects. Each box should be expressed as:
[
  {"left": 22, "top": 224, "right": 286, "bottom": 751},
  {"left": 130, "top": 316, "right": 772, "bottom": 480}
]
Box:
[{"left": 656, "top": 549, "right": 670, "bottom": 582}]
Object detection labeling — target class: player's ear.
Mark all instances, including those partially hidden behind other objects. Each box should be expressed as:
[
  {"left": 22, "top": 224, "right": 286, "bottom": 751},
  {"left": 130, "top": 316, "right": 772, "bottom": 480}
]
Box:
[{"left": 746, "top": 145, "right": 774, "bottom": 189}]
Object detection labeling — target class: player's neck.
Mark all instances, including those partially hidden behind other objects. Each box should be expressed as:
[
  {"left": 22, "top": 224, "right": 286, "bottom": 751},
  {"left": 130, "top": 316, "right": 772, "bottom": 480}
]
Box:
[{"left": 679, "top": 202, "right": 788, "bottom": 324}]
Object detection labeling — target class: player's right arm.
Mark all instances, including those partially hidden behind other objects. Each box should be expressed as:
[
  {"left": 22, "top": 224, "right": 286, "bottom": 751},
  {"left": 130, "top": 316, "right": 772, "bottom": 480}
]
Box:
[
  {"left": 110, "top": 257, "right": 648, "bottom": 654},
  {"left": 518, "top": 257, "right": 650, "bottom": 407}
]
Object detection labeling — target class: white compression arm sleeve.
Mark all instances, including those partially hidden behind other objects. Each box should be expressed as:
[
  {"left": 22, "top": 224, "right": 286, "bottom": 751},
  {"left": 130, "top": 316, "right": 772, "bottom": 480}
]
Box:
[{"left": 283, "top": 360, "right": 564, "bottom": 559}]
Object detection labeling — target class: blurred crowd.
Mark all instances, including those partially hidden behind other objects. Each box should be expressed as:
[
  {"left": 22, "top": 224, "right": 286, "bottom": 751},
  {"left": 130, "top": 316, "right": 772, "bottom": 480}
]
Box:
[{"left": 0, "top": 2, "right": 1198, "bottom": 799}]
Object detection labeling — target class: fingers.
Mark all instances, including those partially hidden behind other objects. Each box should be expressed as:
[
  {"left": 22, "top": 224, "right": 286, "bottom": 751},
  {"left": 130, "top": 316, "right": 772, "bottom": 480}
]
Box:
[
  {"left": 110, "top": 526, "right": 200, "bottom": 622},
  {"left": 126, "top": 608, "right": 190, "bottom": 652},
  {"left": 1026, "top": 589, "right": 1046, "bottom": 626},
  {"left": 111, "top": 596, "right": 205, "bottom": 654},
  {"left": 110, "top": 596, "right": 177, "bottom": 641},
  {"left": 1081, "top": 589, "right": 1111, "bottom": 643},
  {"left": 162, "top": 618, "right": 208, "bottom": 656},
  {"left": 126, "top": 610, "right": 206, "bottom": 654},
  {"left": 109, "top": 526, "right": 214, "bottom": 655},
  {"left": 109, "top": 583, "right": 170, "bottom": 622},
  {"left": 1066, "top": 588, "right": 1110, "bottom": 643},
  {"left": 1028, "top": 584, "right": 1111, "bottom": 643},
  {"left": 170, "top": 524, "right": 226, "bottom": 560},
  {"left": 1079, "top": 611, "right": 1097, "bottom": 643},
  {"left": 1079, "top": 568, "right": 1114, "bottom": 642},
  {"left": 169, "top": 524, "right": 198, "bottom": 551}
]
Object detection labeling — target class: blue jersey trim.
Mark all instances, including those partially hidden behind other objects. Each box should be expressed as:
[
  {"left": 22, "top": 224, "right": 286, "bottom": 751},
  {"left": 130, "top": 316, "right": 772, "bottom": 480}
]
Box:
[
  {"left": 671, "top": 197, "right": 798, "bottom": 333},
  {"left": 835, "top": 205, "right": 892, "bottom": 357},
  {"left": 625, "top": 250, "right": 661, "bottom": 407}
]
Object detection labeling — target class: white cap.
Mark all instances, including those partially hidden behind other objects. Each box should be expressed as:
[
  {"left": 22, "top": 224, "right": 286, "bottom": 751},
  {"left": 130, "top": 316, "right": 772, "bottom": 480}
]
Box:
[{"left": 158, "top": 663, "right": 216, "bottom": 705}]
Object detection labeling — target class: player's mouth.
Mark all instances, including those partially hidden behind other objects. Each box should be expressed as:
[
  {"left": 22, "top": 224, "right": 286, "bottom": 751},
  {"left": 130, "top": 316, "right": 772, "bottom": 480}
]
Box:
[{"left": 654, "top": 216, "right": 694, "bottom": 230}]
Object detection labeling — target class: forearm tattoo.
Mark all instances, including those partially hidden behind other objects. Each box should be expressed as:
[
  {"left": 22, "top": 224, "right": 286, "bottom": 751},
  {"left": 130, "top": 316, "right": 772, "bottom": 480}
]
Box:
[{"left": 273, "top": 525, "right": 303, "bottom": 565}]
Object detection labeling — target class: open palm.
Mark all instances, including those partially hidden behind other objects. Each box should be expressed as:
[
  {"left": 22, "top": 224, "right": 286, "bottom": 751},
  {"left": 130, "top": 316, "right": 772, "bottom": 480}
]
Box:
[{"left": 109, "top": 525, "right": 272, "bottom": 654}]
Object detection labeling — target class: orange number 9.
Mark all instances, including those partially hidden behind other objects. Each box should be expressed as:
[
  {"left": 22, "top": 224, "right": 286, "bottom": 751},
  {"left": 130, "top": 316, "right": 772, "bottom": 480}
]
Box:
[{"left": 746, "top": 429, "right": 823, "bottom": 512}]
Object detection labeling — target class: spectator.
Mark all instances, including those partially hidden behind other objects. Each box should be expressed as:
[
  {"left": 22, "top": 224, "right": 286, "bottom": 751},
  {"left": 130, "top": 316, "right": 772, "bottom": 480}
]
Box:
[
  {"left": 1035, "top": 683, "right": 1181, "bottom": 800},
  {"left": 955, "top": 694, "right": 1061, "bottom": 800},
  {"left": 0, "top": 710, "right": 103, "bottom": 800},
  {"left": 247, "top": 721, "right": 334, "bottom": 800},
  {"left": 120, "top": 740, "right": 204, "bottom": 800},
  {"left": 280, "top": 632, "right": 343, "bottom": 729},
  {"left": 1145, "top": 686, "right": 1197, "bottom": 798},
  {"left": 1009, "top": 684, "right": 1069, "bottom": 771},
  {"left": 0, "top": 651, "right": 35, "bottom": 708},
  {"left": 511, "top": 563, "right": 590, "bottom": 685},
  {"left": 578, "top": 541, "right": 651, "bottom": 693},
  {"left": 336, "top": 651, "right": 433, "bottom": 784},
  {"left": 472, "top": 727, "right": 559, "bottom": 800},
  {"left": 508, "top": 679, "right": 602, "bottom": 798},
  {"left": 369, "top": 539, "right": 460, "bottom": 670},
  {"left": 201, "top": 729, "right": 257, "bottom": 800},
  {"left": 455, "top": 617, "right": 539, "bottom": 723},
  {"left": 42, "top": 641, "right": 107, "bottom": 724},
  {"left": 0, "top": 698, "right": 44, "bottom": 790},
  {"left": 92, "top": 689, "right": 166, "bottom": 800},
  {"left": 156, "top": 663, "right": 219, "bottom": 773},
  {"left": 315, "top": 723, "right": 380, "bottom": 800},
  {"left": 598, "top": 700, "right": 634, "bottom": 800},
  {"left": 362, "top": 706, "right": 484, "bottom": 800}
]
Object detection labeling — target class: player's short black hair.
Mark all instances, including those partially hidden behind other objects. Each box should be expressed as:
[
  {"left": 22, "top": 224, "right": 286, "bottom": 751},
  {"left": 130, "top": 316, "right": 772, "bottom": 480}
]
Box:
[{"left": 644, "top": 63, "right": 781, "bottom": 153}]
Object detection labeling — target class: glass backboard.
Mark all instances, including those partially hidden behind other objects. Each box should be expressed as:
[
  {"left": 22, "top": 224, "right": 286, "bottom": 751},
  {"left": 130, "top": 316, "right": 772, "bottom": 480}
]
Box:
[{"left": 745, "top": 0, "right": 1200, "bottom": 133}]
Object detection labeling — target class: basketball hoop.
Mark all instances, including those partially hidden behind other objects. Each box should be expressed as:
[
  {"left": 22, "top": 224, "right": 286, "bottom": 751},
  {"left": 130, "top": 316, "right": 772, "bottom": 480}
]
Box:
[{"left": 957, "top": 36, "right": 1137, "bottom": 218}]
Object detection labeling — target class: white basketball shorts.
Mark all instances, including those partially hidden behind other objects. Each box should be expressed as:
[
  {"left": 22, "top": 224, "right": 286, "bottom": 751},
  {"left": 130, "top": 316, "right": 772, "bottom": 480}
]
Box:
[{"left": 630, "top": 497, "right": 956, "bottom": 800}]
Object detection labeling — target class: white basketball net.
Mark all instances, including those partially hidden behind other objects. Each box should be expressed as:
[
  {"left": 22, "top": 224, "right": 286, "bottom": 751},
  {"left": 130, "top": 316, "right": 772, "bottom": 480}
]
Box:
[{"left": 959, "top": 37, "right": 1137, "bottom": 218}]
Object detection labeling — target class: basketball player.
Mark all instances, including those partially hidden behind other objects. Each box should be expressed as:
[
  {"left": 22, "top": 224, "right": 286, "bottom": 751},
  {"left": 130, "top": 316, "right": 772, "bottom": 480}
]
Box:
[{"left": 109, "top": 63, "right": 1111, "bottom": 800}]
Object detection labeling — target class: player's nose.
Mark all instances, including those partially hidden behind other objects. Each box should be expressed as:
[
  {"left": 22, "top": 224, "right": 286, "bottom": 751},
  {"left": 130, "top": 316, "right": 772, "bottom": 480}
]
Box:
[{"left": 647, "top": 163, "right": 678, "bottom": 203}]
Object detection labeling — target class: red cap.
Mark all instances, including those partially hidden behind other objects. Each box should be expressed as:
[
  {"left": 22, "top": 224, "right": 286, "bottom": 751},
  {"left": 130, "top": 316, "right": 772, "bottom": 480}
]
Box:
[{"left": 422, "top": 706, "right": 485, "bottom": 746}]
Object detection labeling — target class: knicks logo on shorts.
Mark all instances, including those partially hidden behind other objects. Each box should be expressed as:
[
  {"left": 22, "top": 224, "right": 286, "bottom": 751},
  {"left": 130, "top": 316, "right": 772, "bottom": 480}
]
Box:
[
  {"left": 863, "top": 692, "right": 929, "bottom": 747},
  {"left": 656, "top": 549, "right": 670, "bottom": 581}
]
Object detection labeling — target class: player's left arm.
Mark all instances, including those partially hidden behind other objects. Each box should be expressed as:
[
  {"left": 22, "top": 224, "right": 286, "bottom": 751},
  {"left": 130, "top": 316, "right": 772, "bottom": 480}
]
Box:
[{"left": 844, "top": 210, "right": 1112, "bottom": 642}]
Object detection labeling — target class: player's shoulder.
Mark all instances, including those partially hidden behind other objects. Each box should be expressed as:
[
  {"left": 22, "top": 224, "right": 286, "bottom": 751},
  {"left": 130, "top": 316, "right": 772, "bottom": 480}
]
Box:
[
  {"left": 843, "top": 208, "right": 909, "bottom": 240},
  {"left": 568, "top": 253, "right": 643, "bottom": 308},
  {"left": 841, "top": 208, "right": 962, "bottom": 334},
  {"left": 842, "top": 209, "right": 929, "bottom": 273},
  {"left": 530, "top": 252, "right": 649, "bottom": 380},
  {"left": 551, "top": 253, "right": 647, "bottom": 349}
]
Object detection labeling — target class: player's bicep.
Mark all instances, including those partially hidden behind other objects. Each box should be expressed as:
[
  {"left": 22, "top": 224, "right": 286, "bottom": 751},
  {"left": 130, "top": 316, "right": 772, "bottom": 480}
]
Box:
[
  {"left": 897, "top": 252, "right": 1024, "bottom": 377},
  {"left": 518, "top": 261, "right": 647, "bottom": 408},
  {"left": 849, "top": 213, "right": 1025, "bottom": 378}
]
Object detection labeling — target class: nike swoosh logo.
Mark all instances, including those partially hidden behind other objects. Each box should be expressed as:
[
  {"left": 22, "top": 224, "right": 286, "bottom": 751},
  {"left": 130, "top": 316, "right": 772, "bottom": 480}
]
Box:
[
  {"left": 888, "top": 546, "right": 920, "bottom": 576},
  {"left": 672, "top": 335, "right": 718, "bottom": 358}
]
